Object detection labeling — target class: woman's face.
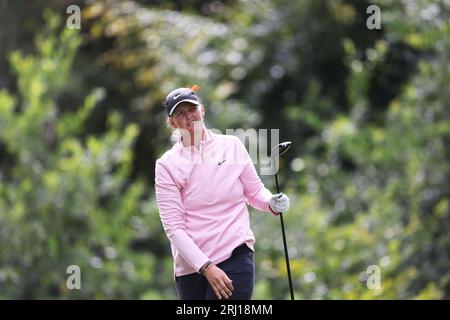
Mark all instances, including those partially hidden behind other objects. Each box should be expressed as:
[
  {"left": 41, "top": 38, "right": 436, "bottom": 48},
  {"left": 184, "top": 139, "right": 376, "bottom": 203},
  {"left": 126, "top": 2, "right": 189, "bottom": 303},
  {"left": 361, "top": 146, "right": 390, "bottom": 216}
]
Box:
[{"left": 169, "top": 102, "right": 205, "bottom": 132}]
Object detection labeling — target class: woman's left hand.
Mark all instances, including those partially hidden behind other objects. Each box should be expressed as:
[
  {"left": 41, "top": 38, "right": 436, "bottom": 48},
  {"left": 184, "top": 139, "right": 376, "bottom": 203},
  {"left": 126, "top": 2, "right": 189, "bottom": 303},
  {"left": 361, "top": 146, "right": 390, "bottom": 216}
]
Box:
[{"left": 269, "top": 193, "right": 290, "bottom": 213}]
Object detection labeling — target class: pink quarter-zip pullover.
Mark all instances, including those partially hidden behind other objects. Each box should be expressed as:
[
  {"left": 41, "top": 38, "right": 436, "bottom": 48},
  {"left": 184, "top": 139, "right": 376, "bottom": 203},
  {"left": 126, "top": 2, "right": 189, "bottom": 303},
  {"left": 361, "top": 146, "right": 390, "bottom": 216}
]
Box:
[{"left": 155, "top": 130, "right": 275, "bottom": 277}]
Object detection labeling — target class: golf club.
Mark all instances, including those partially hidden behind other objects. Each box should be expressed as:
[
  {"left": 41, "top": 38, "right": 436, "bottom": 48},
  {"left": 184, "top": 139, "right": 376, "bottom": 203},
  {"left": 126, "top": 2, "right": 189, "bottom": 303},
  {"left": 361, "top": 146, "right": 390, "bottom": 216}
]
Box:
[{"left": 271, "top": 141, "right": 295, "bottom": 300}]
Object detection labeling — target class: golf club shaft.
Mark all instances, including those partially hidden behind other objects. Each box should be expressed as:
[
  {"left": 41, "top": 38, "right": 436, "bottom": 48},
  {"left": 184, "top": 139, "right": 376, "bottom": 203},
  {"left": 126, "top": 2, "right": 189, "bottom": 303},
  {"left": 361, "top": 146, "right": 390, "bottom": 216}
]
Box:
[{"left": 275, "top": 173, "right": 295, "bottom": 300}]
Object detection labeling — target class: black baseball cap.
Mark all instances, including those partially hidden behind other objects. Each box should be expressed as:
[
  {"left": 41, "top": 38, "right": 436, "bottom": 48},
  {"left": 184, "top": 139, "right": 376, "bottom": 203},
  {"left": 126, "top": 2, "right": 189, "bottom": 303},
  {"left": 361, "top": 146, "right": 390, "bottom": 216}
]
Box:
[{"left": 164, "top": 87, "right": 201, "bottom": 116}]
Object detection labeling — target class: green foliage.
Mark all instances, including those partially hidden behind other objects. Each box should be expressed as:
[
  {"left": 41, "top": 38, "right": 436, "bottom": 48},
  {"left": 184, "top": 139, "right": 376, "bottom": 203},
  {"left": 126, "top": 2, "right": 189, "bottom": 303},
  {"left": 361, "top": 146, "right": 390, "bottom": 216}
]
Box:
[
  {"left": 253, "top": 0, "right": 449, "bottom": 299},
  {"left": 0, "top": 13, "right": 171, "bottom": 299}
]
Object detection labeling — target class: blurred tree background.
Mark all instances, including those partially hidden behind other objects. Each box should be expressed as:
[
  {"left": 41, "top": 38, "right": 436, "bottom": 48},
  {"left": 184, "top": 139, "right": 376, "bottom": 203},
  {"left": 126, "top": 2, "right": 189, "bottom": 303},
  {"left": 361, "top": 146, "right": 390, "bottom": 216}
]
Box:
[{"left": 0, "top": 0, "right": 449, "bottom": 299}]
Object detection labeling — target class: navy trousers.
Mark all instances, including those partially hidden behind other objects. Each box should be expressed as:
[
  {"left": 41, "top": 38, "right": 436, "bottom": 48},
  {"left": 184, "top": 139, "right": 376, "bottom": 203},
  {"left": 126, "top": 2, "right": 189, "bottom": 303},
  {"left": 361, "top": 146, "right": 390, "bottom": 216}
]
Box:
[{"left": 175, "top": 244, "right": 255, "bottom": 300}]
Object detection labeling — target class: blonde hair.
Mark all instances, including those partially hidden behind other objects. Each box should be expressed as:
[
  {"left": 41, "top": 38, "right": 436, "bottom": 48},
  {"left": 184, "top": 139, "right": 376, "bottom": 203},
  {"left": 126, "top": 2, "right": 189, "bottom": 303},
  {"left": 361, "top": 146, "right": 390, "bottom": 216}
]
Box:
[
  {"left": 166, "top": 117, "right": 175, "bottom": 130},
  {"left": 165, "top": 117, "right": 179, "bottom": 143}
]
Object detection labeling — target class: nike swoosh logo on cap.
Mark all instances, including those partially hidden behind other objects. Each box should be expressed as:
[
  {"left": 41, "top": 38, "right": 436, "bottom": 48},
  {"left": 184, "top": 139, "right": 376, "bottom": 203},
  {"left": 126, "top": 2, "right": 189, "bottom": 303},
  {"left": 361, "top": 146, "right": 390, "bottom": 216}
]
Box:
[{"left": 174, "top": 93, "right": 182, "bottom": 99}]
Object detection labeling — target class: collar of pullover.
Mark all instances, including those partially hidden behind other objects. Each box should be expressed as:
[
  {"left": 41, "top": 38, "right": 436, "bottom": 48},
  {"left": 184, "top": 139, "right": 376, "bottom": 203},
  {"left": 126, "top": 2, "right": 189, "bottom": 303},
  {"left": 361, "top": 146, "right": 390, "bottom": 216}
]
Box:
[{"left": 175, "top": 129, "right": 214, "bottom": 155}]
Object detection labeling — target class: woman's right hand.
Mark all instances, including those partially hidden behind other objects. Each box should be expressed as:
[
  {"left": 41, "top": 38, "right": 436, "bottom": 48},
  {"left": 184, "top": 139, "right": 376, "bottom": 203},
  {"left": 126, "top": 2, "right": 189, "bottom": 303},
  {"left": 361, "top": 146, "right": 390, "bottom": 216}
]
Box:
[{"left": 204, "top": 265, "right": 234, "bottom": 299}]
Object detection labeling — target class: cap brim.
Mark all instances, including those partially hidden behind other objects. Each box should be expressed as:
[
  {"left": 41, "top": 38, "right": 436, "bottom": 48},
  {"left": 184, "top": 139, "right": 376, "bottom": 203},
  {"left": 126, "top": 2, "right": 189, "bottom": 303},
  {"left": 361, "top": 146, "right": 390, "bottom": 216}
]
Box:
[{"left": 169, "top": 99, "right": 201, "bottom": 116}]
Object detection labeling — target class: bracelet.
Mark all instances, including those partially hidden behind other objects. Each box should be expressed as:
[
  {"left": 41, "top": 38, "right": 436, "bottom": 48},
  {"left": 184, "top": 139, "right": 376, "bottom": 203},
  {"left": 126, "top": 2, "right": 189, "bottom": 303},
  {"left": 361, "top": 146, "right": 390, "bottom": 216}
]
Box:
[
  {"left": 198, "top": 260, "right": 213, "bottom": 275},
  {"left": 202, "top": 263, "right": 214, "bottom": 275}
]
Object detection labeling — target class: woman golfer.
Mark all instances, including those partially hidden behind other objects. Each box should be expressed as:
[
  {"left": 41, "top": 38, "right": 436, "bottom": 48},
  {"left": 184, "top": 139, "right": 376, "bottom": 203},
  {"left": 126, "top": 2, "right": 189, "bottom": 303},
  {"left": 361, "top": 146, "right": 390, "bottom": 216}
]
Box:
[{"left": 155, "top": 87, "right": 290, "bottom": 300}]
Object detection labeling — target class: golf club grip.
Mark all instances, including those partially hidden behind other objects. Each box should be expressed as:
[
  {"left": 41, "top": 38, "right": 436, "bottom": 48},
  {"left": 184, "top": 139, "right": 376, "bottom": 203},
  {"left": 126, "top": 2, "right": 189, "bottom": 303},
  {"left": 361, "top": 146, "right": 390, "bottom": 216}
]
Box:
[{"left": 275, "top": 173, "right": 280, "bottom": 194}]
